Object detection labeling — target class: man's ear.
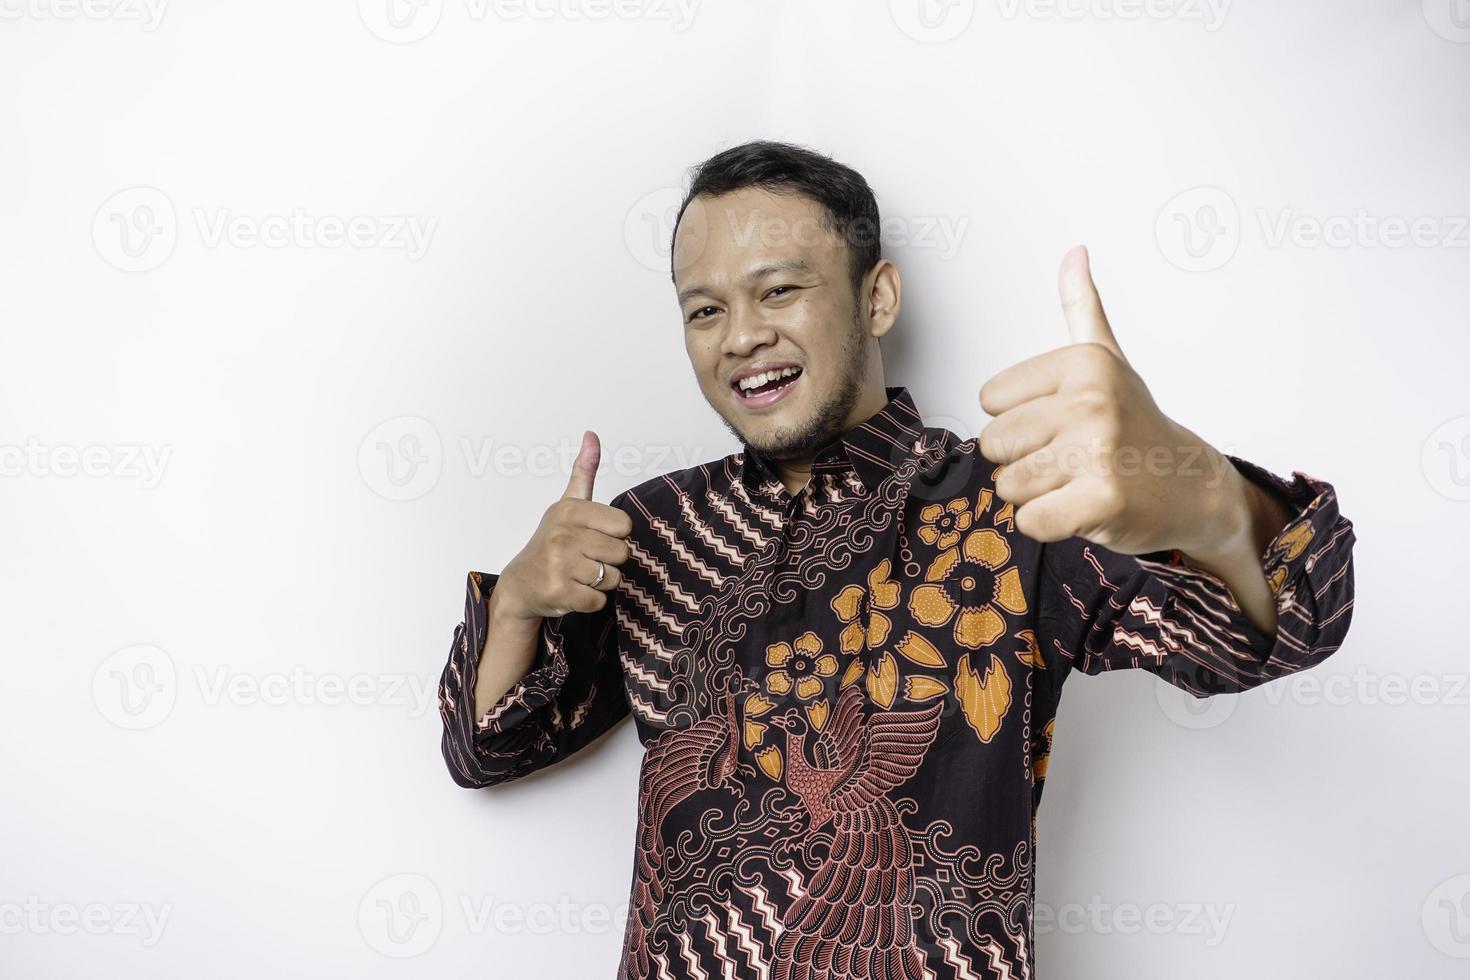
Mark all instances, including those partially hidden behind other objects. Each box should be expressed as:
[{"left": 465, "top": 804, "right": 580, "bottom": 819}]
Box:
[{"left": 864, "top": 259, "right": 901, "bottom": 339}]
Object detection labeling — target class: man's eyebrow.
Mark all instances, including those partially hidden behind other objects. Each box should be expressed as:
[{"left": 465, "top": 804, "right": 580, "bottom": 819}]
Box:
[{"left": 676, "top": 259, "right": 816, "bottom": 305}]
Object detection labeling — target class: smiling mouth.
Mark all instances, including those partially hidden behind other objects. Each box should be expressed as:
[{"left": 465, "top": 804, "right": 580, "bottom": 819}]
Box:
[{"left": 732, "top": 366, "right": 803, "bottom": 406}]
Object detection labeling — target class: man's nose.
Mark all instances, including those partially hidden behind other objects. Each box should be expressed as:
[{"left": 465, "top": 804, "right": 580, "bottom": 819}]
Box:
[{"left": 720, "top": 305, "right": 778, "bottom": 357}]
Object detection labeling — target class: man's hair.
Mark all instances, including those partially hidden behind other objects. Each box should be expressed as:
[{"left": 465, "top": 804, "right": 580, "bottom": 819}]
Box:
[{"left": 670, "top": 140, "right": 882, "bottom": 298}]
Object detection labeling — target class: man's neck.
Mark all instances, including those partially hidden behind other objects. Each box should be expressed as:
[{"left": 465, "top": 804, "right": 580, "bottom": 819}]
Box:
[
  {"left": 775, "top": 460, "right": 814, "bottom": 497},
  {"left": 771, "top": 383, "right": 891, "bottom": 495}
]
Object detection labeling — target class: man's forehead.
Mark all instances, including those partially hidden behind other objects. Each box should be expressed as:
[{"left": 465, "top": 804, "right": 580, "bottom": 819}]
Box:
[{"left": 672, "top": 189, "right": 841, "bottom": 292}]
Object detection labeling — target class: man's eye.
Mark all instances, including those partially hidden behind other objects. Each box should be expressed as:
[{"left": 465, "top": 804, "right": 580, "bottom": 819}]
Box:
[
  {"left": 766, "top": 285, "right": 796, "bottom": 299},
  {"left": 688, "top": 306, "right": 719, "bottom": 322}
]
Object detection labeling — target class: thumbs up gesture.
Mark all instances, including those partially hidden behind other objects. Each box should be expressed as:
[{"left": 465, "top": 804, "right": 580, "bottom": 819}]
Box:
[
  {"left": 496, "top": 430, "right": 635, "bottom": 619},
  {"left": 977, "top": 247, "right": 1243, "bottom": 559}
]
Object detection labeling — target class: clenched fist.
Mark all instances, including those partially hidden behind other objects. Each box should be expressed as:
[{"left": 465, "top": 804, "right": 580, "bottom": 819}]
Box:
[
  {"left": 496, "top": 430, "right": 634, "bottom": 619},
  {"left": 977, "top": 246, "right": 1246, "bottom": 560}
]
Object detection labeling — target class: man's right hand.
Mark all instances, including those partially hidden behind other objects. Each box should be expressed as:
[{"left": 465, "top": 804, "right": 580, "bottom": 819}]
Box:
[{"left": 495, "top": 430, "right": 633, "bottom": 620}]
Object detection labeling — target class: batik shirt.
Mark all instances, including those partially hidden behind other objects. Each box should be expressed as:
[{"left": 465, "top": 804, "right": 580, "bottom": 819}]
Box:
[{"left": 438, "top": 386, "right": 1357, "bottom": 980}]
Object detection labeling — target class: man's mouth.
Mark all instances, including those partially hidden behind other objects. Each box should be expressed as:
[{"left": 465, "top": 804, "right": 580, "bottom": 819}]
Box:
[{"left": 731, "top": 365, "right": 803, "bottom": 409}]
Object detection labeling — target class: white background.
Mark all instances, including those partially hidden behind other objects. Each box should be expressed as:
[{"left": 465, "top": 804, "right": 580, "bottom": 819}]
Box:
[{"left": 2, "top": 1, "right": 1467, "bottom": 977}]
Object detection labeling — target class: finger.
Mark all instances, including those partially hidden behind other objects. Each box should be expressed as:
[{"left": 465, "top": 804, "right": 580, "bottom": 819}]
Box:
[
  {"left": 573, "top": 554, "right": 622, "bottom": 592},
  {"left": 993, "top": 440, "right": 1073, "bottom": 507},
  {"left": 1058, "top": 245, "right": 1126, "bottom": 362},
  {"left": 557, "top": 583, "right": 609, "bottom": 614},
  {"left": 1012, "top": 480, "right": 1097, "bottom": 544},
  {"left": 562, "top": 430, "right": 600, "bottom": 500},
  {"left": 575, "top": 527, "right": 632, "bottom": 566},
  {"left": 560, "top": 499, "right": 633, "bottom": 538},
  {"left": 977, "top": 393, "right": 1064, "bottom": 464},
  {"left": 978, "top": 348, "right": 1071, "bottom": 417}
]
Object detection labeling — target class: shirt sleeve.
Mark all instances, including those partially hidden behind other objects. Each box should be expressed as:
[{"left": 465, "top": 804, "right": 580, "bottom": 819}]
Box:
[
  {"left": 1036, "top": 454, "right": 1357, "bottom": 698},
  {"left": 437, "top": 502, "right": 632, "bottom": 788}
]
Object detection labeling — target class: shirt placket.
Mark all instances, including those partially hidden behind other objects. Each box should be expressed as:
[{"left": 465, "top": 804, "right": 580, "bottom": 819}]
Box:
[{"left": 765, "top": 473, "right": 881, "bottom": 701}]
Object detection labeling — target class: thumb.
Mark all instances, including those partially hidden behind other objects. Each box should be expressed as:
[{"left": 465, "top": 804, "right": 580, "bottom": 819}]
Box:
[
  {"left": 562, "top": 430, "right": 600, "bottom": 500},
  {"left": 1058, "top": 245, "right": 1127, "bottom": 362}
]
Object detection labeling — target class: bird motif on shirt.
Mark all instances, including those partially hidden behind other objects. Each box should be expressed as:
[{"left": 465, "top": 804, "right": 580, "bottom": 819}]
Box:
[
  {"left": 620, "top": 680, "right": 748, "bottom": 980},
  {"left": 766, "top": 683, "right": 945, "bottom": 980}
]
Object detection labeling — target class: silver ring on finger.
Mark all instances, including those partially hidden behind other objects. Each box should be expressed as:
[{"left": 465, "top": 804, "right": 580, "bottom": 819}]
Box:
[{"left": 591, "top": 560, "right": 606, "bottom": 588}]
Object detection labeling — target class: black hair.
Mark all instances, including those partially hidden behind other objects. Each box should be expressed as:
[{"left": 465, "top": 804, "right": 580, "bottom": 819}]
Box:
[{"left": 670, "top": 140, "right": 882, "bottom": 298}]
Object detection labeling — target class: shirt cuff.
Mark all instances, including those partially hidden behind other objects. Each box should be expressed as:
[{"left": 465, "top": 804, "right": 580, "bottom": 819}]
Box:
[
  {"left": 1133, "top": 454, "right": 1355, "bottom": 662},
  {"left": 463, "top": 570, "right": 572, "bottom": 735}
]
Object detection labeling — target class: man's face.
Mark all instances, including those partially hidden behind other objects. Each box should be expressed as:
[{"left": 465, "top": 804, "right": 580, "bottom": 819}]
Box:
[{"left": 673, "top": 187, "right": 872, "bottom": 460}]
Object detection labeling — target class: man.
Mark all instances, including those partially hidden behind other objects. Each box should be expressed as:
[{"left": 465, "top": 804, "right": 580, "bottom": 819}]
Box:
[{"left": 438, "top": 141, "right": 1356, "bottom": 979}]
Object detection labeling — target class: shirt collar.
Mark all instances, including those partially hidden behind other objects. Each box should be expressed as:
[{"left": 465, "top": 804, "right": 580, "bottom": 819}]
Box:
[{"left": 737, "top": 385, "right": 927, "bottom": 497}]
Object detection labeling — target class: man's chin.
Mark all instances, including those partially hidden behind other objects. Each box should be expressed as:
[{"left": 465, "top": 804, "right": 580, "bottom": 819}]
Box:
[
  {"left": 716, "top": 400, "right": 800, "bottom": 453},
  {"left": 710, "top": 381, "right": 846, "bottom": 460},
  {"left": 740, "top": 423, "right": 832, "bottom": 462}
]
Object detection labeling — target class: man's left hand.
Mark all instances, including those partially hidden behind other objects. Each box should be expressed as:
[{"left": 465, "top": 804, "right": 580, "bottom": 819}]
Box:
[{"left": 977, "top": 246, "right": 1259, "bottom": 571}]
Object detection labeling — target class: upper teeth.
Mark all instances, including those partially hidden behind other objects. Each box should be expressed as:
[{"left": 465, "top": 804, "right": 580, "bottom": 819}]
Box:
[{"left": 738, "top": 366, "right": 800, "bottom": 392}]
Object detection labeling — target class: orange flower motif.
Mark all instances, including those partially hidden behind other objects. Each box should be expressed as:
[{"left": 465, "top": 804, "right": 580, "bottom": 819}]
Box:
[
  {"left": 909, "top": 527, "right": 1026, "bottom": 650},
  {"left": 831, "top": 559, "right": 902, "bottom": 656},
  {"left": 916, "top": 497, "right": 974, "bottom": 551},
  {"left": 764, "top": 631, "right": 839, "bottom": 702}
]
